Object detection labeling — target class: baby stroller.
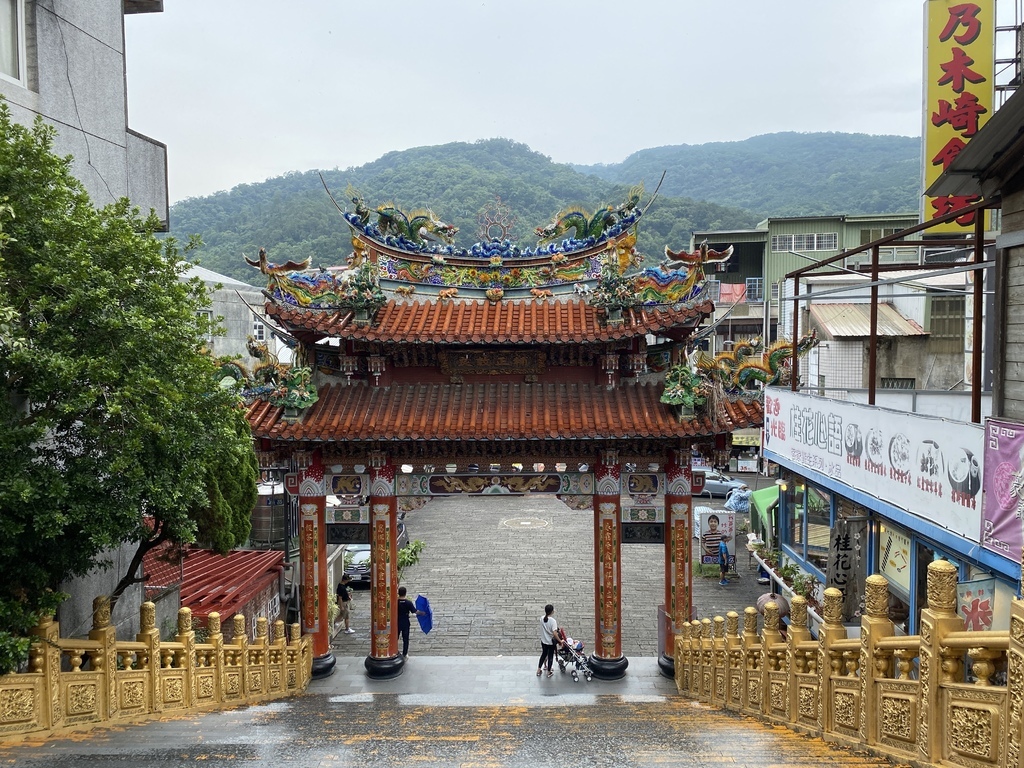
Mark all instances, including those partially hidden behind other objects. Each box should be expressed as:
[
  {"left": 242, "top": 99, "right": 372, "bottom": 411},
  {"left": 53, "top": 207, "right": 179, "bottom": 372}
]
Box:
[{"left": 554, "top": 628, "right": 593, "bottom": 682}]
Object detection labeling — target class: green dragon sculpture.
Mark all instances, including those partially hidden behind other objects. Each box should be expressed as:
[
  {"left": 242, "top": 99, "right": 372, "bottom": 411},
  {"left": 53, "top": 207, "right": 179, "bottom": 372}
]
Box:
[
  {"left": 535, "top": 183, "right": 644, "bottom": 244},
  {"left": 376, "top": 204, "right": 459, "bottom": 245},
  {"left": 693, "top": 332, "right": 819, "bottom": 393},
  {"left": 217, "top": 338, "right": 318, "bottom": 410}
]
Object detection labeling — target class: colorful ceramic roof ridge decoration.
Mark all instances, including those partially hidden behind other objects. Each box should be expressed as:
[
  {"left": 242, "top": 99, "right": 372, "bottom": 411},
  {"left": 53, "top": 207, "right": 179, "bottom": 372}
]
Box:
[
  {"left": 218, "top": 337, "right": 319, "bottom": 412},
  {"left": 688, "top": 331, "right": 820, "bottom": 396}
]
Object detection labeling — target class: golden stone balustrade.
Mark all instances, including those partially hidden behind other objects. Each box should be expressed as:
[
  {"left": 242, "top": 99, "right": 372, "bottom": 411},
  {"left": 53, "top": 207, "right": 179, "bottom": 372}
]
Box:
[
  {"left": 0, "top": 597, "right": 312, "bottom": 741},
  {"left": 675, "top": 560, "right": 1023, "bottom": 768}
]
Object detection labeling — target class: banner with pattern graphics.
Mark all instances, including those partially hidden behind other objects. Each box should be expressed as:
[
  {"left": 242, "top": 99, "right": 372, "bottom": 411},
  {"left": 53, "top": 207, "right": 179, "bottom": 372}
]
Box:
[
  {"left": 981, "top": 418, "right": 1024, "bottom": 563},
  {"left": 762, "top": 389, "right": 984, "bottom": 543}
]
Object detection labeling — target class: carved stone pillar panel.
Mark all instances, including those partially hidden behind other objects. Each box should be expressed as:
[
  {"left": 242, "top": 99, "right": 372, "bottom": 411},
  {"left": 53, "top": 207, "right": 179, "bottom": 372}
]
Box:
[
  {"left": 661, "top": 453, "right": 693, "bottom": 679},
  {"left": 297, "top": 450, "right": 334, "bottom": 679},
  {"left": 366, "top": 458, "right": 403, "bottom": 680},
  {"left": 591, "top": 457, "right": 627, "bottom": 679}
]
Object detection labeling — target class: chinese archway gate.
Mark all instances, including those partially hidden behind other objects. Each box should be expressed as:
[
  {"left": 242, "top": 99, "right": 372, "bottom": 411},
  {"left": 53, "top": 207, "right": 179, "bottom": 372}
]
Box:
[{"left": 243, "top": 190, "right": 763, "bottom": 679}]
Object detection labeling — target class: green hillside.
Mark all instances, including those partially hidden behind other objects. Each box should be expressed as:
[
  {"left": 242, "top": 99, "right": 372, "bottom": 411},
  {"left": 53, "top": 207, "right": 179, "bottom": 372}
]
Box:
[
  {"left": 574, "top": 132, "right": 921, "bottom": 217},
  {"left": 170, "top": 134, "right": 920, "bottom": 285}
]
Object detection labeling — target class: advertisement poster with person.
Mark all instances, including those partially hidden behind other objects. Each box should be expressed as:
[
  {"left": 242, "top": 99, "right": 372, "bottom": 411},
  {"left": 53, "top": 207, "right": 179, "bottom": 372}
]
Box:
[{"left": 699, "top": 511, "right": 735, "bottom": 567}]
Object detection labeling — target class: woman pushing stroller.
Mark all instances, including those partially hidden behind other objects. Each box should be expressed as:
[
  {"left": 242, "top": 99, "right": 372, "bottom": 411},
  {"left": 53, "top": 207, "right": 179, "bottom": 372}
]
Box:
[{"left": 537, "top": 603, "right": 563, "bottom": 677}]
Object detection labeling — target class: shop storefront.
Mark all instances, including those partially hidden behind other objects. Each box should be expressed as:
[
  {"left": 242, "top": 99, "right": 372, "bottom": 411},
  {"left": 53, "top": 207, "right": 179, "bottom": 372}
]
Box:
[{"left": 763, "top": 389, "right": 1018, "bottom": 635}]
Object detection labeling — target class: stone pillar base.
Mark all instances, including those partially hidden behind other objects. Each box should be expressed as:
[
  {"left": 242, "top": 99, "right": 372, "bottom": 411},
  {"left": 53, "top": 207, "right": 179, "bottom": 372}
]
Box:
[
  {"left": 364, "top": 654, "right": 405, "bottom": 680},
  {"left": 589, "top": 655, "right": 629, "bottom": 680},
  {"left": 311, "top": 652, "right": 337, "bottom": 679},
  {"left": 657, "top": 653, "right": 675, "bottom": 679}
]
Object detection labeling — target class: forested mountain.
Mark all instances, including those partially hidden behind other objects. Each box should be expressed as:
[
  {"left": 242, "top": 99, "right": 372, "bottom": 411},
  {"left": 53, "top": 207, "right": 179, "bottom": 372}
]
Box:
[
  {"left": 573, "top": 132, "right": 921, "bottom": 217},
  {"left": 170, "top": 133, "right": 920, "bottom": 285}
]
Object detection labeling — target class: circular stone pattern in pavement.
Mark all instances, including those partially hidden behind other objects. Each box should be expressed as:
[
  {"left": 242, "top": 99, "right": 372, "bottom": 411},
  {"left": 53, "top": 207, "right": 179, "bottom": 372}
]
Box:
[{"left": 500, "top": 517, "right": 550, "bottom": 529}]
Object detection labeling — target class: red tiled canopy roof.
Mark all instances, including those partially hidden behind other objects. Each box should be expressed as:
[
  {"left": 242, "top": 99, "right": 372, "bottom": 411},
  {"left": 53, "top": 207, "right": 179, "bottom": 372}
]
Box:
[
  {"left": 265, "top": 298, "right": 712, "bottom": 344},
  {"left": 246, "top": 382, "right": 763, "bottom": 442}
]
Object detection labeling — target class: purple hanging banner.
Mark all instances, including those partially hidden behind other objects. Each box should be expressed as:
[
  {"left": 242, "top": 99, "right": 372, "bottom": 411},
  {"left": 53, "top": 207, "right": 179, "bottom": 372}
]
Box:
[{"left": 982, "top": 418, "right": 1024, "bottom": 563}]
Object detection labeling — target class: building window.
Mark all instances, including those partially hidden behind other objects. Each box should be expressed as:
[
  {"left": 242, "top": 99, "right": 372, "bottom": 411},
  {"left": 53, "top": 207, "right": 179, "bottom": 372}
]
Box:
[
  {"left": 860, "top": 227, "right": 905, "bottom": 245},
  {"left": 253, "top": 319, "right": 267, "bottom": 342},
  {"left": 745, "top": 277, "right": 764, "bottom": 303},
  {"left": 705, "top": 279, "right": 721, "bottom": 302},
  {"left": 197, "top": 310, "right": 214, "bottom": 343},
  {"left": 771, "top": 233, "right": 838, "bottom": 252},
  {"left": 929, "top": 294, "right": 965, "bottom": 353},
  {"left": 782, "top": 480, "right": 833, "bottom": 575},
  {"left": 1, "top": 0, "right": 26, "bottom": 85},
  {"left": 881, "top": 377, "right": 916, "bottom": 390}
]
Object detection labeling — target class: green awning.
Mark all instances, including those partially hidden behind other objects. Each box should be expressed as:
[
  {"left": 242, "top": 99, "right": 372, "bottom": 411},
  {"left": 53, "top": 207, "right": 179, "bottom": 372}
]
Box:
[{"left": 750, "top": 486, "right": 779, "bottom": 530}]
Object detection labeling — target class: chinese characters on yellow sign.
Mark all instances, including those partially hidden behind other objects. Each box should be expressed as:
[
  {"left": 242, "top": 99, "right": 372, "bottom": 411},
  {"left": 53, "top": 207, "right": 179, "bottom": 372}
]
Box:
[{"left": 923, "top": 0, "right": 995, "bottom": 231}]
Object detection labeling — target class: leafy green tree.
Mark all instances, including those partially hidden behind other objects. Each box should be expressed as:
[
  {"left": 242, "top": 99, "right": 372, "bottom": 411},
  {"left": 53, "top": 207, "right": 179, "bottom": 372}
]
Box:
[{"left": 0, "top": 104, "right": 257, "bottom": 673}]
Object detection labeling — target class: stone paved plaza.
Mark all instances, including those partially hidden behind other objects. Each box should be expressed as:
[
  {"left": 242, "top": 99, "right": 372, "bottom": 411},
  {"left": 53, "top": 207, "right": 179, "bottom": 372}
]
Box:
[{"left": 333, "top": 483, "right": 769, "bottom": 660}]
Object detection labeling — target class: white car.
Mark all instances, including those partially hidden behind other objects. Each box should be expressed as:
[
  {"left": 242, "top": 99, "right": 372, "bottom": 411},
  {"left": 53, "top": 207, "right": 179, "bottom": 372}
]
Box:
[{"left": 695, "top": 469, "right": 746, "bottom": 498}]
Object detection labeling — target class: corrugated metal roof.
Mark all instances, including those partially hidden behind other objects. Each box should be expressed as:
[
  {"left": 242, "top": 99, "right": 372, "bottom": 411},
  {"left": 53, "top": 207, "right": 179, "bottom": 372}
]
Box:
[
  {"left": 179, "top": 548, "right": 284, "bottom": 621},
  {"left": 809, "top": 303, "right": 926, "bottom": 338}
]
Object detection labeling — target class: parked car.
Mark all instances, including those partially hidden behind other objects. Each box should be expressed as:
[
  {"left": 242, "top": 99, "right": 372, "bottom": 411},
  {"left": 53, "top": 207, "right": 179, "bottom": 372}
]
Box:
[
  {"left": 342, "top": 523, "right": 409, "bottom": 586},
  {"left": 694, "top": 469, "right": 746, "bottom": 498}
]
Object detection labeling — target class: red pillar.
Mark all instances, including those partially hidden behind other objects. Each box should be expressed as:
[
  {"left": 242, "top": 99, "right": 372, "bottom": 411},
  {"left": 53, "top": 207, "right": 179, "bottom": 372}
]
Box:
[
  {"left": 660, "top": 447, "right": 693, "bottom": 677},
  {"left": 364, "top": 452, "right": 403, "bottom": 679},
  {"left": 297, "top": 450, "right": 335, "bottom": 678},
  {"left": 591, "top": 450, "right": 628, "bottom": 679}
]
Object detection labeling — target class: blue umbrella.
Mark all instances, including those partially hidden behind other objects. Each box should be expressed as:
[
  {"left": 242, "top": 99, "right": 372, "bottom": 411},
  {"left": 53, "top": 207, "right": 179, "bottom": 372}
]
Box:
[{"left": 415, "top": 594, "right": 433, "bottom": 634}]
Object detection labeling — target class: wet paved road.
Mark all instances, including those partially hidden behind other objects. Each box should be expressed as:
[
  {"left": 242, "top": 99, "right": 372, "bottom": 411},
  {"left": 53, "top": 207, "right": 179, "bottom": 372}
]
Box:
[{"left": 0, "top": 657, "right": 895, "bottom": 768}]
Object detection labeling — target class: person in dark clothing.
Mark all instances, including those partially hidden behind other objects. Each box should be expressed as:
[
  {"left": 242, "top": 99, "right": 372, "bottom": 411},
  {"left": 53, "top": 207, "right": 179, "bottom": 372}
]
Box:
[
  {"left": 336, "top": 574, "right": 354, "bottom": 634},
  {"left": 397, "top": 586, "right": 425, "bottom": 657}
]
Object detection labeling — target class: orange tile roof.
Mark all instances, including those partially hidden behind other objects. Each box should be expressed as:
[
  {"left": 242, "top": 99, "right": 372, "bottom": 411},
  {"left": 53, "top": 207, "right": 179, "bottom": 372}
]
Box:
[
  {"left": 265, "top": 298, "right": 712, "bottom": 344},
  {"left": 246, "top": 382, "right": 763, "bottom": 442}
]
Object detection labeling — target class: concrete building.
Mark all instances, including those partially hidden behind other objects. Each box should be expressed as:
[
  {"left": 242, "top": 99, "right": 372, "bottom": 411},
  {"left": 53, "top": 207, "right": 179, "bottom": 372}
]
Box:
[
  {"left": 2, "top": 0, "right": 168, "bottom": 639},
  {"left": 0, "top": 0, "right": 167, "bottom": 226}
]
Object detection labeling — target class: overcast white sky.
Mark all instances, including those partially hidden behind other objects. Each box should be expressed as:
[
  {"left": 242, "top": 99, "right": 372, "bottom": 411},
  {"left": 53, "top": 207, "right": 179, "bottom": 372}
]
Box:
[{"left": 125, "top": 1, "right": 928, "bottom": 204}]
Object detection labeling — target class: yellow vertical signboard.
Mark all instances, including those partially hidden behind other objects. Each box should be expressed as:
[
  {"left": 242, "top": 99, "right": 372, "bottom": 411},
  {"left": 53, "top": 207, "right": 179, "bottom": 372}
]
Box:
[{"left": 923, "top": 0, "right": 995, "bottom": 232}]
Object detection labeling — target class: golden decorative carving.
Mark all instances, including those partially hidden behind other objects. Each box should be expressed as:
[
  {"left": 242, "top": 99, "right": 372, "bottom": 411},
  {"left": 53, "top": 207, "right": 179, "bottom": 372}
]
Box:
[
  {"left": 250, "top": 670, "right": 264, "bottom": 693},
  {"left": 864, "top": 574, "right": 890, "bottom": 618},
  {"left": 927, "top": 559, "right": 959, "bottom": 613},
  {"left": 764, "top": 602, "right": 780, "bottom": 631},
  {"left": 256, "top": 617, "right": 268, "bottom": 638},
  {"left": 0, "top": 688, "right": 35, "bottom": 723},
  {"left": 67, "top": 683, "right": 97, "bottom": 716},
  {"left": 208, "top": 612, "right": 221, "bottom": 636},
  {"left": 798, "top": 686, "right": 816, "bottom": 720},
  {"left": 198, "top": 676, "right": 214, "bottom": 699},
  {"left": 141, "top": 602, "right": 156, "bottom": 631},
  {"left": 92, "top": 596, "right": 111, "bottom": 630},
  {"left": 713, "top": 616, "right": 725, "bottom": 639},
  {"left": 273, "top": 620, "right": 286, "bottom": 643},
  {"left": 177, "top": 608, "right": 192, "bottom": 637},
  {"left": 439, "top": 349, "right": 547, "bottom": 376},
  {"left": 226, "top": 672, "right": 241, "bottom": 696},
  {"left": 164, "top": 677, "right": 183, "bottom": 703},
  {"left": 835, "top": 690, "right": 857, "bottom": 728},
  {"left": 949, "top": 704, "right": 994, "bottom": 759},
  {"left": 743, "top": 607, "right": 758, "bottom": 635},
  {"left": 121, "top": 680, "right": 145, "bottom": 710},
  {"left": 747, "top": 679, "right": 759, "bottom": 705},
  {"left": 726, "top": 611, "right": 739, "bottom": 636},
  {"left": 715, "top": 672, "right": 725, "bottom": 699},
  {"left": 233, "top": 614, "right": 246, "bottom": 638},
  {"left": 791, "top": 595, "right": 807, "bottom": 627},
  {"left": 290, "top": 623, "right": 301, "bottom": 642},
  {"left": 823, "top": 587, "right": 844, "bottom": 624},
  {"left": 770, "top": 680, "right": 785, "bottom": 711},
  {"left": 271, "top": 669, "right": 281, "bottom": 690},
  {"left": 880, "top": 696, "right": 913, "bottom": 741}
]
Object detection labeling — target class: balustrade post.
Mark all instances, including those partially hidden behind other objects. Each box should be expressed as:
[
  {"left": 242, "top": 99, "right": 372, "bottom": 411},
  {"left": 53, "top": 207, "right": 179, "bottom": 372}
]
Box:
[
  {"left": 207, "top": 612, "right": 224, "bottom": 703},
  {"left": 674, "top": 621, "right": 689, "bottom": 693},
  {"left": 29, "top": 613, "right": 60, "bottom": 730},
  {"left": 742, "top": 606, "right": 761, "bottom": 713},
  {"left": 135, "top": 601, "right": 161, "bottom": 714},
  {"left": 818, "top": 587, "right": 847, "bottom": 734},
  {"left": 700, "top": 618, "right": 713, "bottom": 701},
  {"left": 712, "top": 616, "right": 726, "bottom": 706},
  {"left": 918, "top": 559, "right": 963, "bottom": 764},
  {"left": 860, "top": 574, "right": 893, "bottom": 746},
  {"left": 724, "top": 611, "right": 741, "bottom": 711},
  {"left": 760, "top": 600, "right": 784, "bottom": 717},
  {"left": 234, "top": 614, "right": 250, "bottom": 698},
  {"left": 788, "top": 595, "right": 811, "bottom": 726},
  {"left": 1006, "top": 595, "right": 1024, "bottom": 768},
  {"left": 271, "top": 619, "right": 287, "bottom": 692},
  {"left": 87, "top": 595, "right": 117, "bottom": 722},
  {"left": 253, "top": 617, "right": 268, "bottom": 696},
  {"left": 174, "top": 607, "right": 196, "bottom": 709}
]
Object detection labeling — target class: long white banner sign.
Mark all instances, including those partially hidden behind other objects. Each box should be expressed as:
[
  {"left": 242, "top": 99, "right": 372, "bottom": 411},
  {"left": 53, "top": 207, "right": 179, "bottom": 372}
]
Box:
[{"left": 762, "top": 389, "right": 984, "bottom": 542}]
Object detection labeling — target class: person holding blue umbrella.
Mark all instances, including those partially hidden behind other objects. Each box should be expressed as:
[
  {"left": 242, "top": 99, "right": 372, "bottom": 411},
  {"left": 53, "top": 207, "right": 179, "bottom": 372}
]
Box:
[{"left": 397, "top": 586, "right": 427, "bottom": 658}]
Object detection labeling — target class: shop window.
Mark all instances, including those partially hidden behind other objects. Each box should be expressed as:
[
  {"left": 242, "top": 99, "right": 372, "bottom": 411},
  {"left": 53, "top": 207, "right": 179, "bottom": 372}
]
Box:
[{"left": 805, "top": 486, "right": 831, "bottom": 571}]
